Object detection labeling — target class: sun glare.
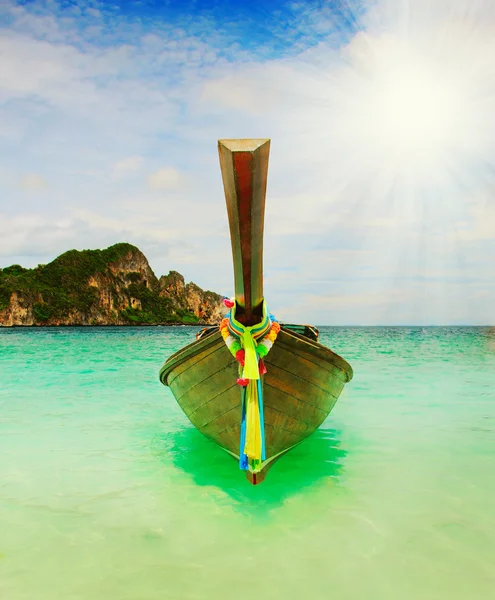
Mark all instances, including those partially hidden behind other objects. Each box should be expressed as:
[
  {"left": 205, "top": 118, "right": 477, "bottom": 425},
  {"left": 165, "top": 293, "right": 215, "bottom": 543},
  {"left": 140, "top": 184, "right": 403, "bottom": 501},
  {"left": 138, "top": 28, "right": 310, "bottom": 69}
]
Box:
[
  {"left": 378, "top": 73, "right": 455, "bottom": 150},
  {"left": 327, "top": 34, "right": 478, "bottom": 186},
  {"left": 362, "top": 51, "right": 467, "bottom": 174}
]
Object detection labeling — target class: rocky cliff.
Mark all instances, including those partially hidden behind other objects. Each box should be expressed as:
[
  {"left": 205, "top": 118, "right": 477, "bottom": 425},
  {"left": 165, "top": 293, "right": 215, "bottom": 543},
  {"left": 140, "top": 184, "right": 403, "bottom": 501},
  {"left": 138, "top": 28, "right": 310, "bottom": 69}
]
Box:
[{"left": 0, "top": 243, "right": 226, "bottom": 327}]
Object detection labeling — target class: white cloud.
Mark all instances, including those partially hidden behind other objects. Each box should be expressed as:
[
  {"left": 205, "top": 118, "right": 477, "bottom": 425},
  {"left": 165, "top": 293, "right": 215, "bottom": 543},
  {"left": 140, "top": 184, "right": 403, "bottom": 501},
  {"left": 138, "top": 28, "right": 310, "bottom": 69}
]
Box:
[
  {"left": 1, "top": 0, "right": 494, "bottom": 323},
  {"left": 453, "top": 189, "right": 495, "bottom": 242},
  {"left": 0, "top": 33, "right": 85, "bottom": 99},
  {"left": 113, "top": 155, "right": 143, "bottom": 175},
  {"left": 86, "top": 8, "right": 101, "bottom": 19},
  {"left": 18, "top": 173, "right": 48, "bottom": 190},
  {"left": 199, "top": 18, "right": 495, "bottom": 204},
  {"left": 148, "top": 167, "right": 183, "bottom": 190}
]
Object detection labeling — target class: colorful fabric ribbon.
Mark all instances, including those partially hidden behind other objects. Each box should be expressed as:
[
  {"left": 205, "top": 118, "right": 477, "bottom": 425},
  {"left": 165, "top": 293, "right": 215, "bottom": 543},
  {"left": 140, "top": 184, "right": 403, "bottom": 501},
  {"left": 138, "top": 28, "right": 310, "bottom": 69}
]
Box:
[{"left": 220, "top": 299, "right": 280, "bottom": 472}]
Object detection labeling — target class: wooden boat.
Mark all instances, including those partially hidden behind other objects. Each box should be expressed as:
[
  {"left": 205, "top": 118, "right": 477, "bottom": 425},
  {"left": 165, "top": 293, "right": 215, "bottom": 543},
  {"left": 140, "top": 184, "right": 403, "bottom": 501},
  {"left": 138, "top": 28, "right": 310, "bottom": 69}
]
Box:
[{"left": 160, "top": 139, "right": 353, "bottom": 484}]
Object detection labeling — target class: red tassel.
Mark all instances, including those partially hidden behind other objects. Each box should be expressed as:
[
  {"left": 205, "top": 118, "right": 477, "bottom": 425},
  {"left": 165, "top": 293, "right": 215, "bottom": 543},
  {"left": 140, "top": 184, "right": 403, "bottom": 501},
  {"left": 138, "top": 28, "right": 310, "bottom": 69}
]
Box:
[
  {"left": 237, "top": 378, "right": 249, "bottom": 387},
  {"left": 223, "top": 298, "right": 235, "bottom": 308},
  {"left": 258, "top": 358, "right": 267, "bottom": 375},
  {"left": 235, "top": 349, "right": 245, "bottom": 366}
]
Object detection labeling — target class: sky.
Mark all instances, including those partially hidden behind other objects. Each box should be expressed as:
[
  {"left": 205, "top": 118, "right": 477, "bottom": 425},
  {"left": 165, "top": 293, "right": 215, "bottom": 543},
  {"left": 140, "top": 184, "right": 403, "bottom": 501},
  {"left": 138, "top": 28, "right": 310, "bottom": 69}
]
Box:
[{"left": 1, "top": 0, "right": 494, "bottom": 325}]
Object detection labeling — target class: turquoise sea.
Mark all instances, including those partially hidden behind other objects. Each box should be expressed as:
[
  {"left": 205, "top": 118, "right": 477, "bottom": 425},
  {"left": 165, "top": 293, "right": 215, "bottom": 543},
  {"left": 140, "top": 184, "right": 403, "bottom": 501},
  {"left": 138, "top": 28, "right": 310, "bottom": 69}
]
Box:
[{"left": 1, "top": 326, "right": 494, "bottom": 599}]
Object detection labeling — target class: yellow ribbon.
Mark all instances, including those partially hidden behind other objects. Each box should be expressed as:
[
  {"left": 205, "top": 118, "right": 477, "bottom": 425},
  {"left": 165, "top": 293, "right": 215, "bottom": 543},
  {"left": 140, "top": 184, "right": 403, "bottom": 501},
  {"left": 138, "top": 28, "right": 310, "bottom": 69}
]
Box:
[
  {"left": 244, "top": 380, "right": 262, "bottom": 461},
  {"left": 242, "top": 330, "right": 259, "bottom": 380},
  {"left": 227, "top": 299, "right": 271, "bottom": 469}
]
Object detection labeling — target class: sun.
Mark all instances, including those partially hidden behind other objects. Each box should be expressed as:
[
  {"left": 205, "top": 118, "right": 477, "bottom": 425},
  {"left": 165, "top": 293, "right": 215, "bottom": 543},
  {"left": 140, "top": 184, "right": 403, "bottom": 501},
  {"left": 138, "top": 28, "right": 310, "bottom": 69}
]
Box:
[
  {"left": 363, "top": 52, "right": 466, "bottom": 174},
  {"left": 330, "top": 31, "right": 475, "bottom": 184},
  {"left": 377, "top": 72, "right": 455, "bottom": 151}
]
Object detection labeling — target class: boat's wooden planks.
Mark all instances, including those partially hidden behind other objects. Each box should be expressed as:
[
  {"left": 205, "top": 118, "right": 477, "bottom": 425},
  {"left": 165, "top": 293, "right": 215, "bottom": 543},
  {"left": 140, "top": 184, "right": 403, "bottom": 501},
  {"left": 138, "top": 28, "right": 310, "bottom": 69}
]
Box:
[
  {"left": 170, "top": 363, "right": 337, "bottom": 434},
  {"left": 162, "top": 328, "right": 352, "bottom": 390},
  {"left": 264, "top": 363, "right": 340, "bottom": 409},
  {"left": 168, "top": 333, "right": 345, "bottom": 407},
  {"left": 193, "top": 391, "right": 321, "bottom": 458},
  {"left": 172, "top": 359, "right": 340, "bottom": 423},
  {"left": 171, "top": 362, "right": 238, "bottom": 417},
  {"left": 198, "top": 399, "right": 313, "bottom": 437},
  {"left": 168, "top": 345, "right": 234, "bottom": 394},
  {"left": 265, "top": 342, "right": 345, "bottom": 391},
  {"left": 275, "top": 330, "right": 352, "bottom": 382},
  {"left": 263, "top": 405, "right": 315, "bottom": 437},
  {"left": 165, "top": 339, "right": 226, "bottom": 386},
  {"left": 262, "top": 382, "right": 330, "bottom": 426},
  {"left": 160, "top": 332, "right": 221, "bottom": 377},
  {"left": 203, "top": 414, "right": 242, "bottom": 454},
  {"left": 200, "top": 404, "right": 240, "bottom": 437},
  {"left": 163, "top": 328, "right": 348, "bottom": 462},
  {"left": 264, "top": 423, "right": 309, "bottom": 456},
  {"left": 161, "top": 322, "right": 353, "bottom": 472},
  {"left": 186, "top": 385, "right": 239, "bottom": 428},
  {"left": 210, "top": 422, "right": 305, "bottom": 457}
]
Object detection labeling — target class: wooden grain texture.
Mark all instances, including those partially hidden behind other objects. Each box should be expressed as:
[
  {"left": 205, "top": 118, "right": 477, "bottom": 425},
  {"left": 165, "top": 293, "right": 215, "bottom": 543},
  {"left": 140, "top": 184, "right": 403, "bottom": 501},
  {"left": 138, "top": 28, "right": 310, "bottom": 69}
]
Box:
[
  {"left": 218, "top": 138, "right": 270, "bottom": 324},
  {"left": 160, "top": 327, "right": 353, "bottom": 465}
]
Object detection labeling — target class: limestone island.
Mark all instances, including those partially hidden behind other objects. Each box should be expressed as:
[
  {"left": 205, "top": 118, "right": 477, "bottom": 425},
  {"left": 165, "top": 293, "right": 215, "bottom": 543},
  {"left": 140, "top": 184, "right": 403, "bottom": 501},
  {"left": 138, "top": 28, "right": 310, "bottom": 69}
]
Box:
[{"left": 0, "top": 243, "right": 224, "bottom": 327}]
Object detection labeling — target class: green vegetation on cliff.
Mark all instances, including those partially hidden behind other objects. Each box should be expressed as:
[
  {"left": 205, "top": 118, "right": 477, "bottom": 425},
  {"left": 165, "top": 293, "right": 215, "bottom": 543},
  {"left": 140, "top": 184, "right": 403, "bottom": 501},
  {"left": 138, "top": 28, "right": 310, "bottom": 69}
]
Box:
[{"left": 0, "top": 243, "right": 204, "bottom": 325}]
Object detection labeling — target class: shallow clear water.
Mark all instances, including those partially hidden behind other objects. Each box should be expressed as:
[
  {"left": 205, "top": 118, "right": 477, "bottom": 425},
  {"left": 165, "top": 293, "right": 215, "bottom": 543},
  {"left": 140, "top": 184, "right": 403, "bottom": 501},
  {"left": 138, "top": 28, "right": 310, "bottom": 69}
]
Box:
[{"left": 1, "top": 326, "right": 494, "bottom": 599}]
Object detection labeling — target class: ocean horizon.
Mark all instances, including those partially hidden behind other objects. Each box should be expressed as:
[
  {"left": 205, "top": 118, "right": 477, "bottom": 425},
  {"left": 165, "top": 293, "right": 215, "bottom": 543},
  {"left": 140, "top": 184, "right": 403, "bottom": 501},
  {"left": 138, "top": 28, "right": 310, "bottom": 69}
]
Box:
[{"left": 1, "top": 323, "right": 493, "bottom": 327}]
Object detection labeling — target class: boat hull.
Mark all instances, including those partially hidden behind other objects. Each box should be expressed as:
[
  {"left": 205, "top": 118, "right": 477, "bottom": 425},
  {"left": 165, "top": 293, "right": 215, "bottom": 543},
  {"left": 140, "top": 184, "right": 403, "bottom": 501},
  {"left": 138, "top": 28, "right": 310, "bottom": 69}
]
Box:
[{"left": 160, "top": 327, "right": 353, "bottom": 482}]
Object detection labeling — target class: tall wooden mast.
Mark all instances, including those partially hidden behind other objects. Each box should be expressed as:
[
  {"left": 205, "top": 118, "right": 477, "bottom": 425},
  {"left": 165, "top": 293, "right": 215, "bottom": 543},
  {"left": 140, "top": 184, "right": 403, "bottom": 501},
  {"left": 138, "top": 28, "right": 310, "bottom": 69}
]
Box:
[{"left": 218, "top": 138, "right": 271, "bottom": 325}]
